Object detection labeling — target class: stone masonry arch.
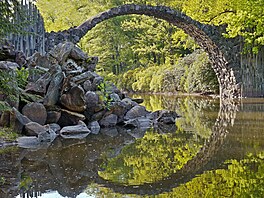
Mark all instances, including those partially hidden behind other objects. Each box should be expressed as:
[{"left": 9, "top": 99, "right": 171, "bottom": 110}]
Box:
[{"left": 45, "top": 4, "right": 240, "bottom": 99}]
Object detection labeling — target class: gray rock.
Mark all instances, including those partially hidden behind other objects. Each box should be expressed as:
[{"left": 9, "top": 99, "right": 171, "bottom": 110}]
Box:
[
  {"left": 49, "top": 42, "right": 74, "bottom": 64},
  {"left": 46, "top": 110, "right": 61, "bottom": 124},
  {"left": 22, "top": 102, "right": 47, "bottom": 125},
  {"left": 71, "top": 71, "right": 95, "bottom": 85},
  {"left": 92, "top": 76, "right": 104, "bottom": 91},
  {"left": 88, "top": 121, "right": 100, "bottom": 134},
  {"left": 150, "top": 110, "right": 179, "bottom": 124},
  {"left": 43, "top": 65, "right": 64, "bottom": 107},
  {"left": 39, "top": 126, "right": 57, "bottom": 142},
  {"left": 82, "top": 56, "right": 98, "bottom": 71},
  {"left": 11, "top": 107, "right": 31, "bottom": 133},
  {"left": 46, "top": 123, "right": 61, "bottom": 134},
  {"left": 27, "top": 52, "right": 51, "bottom": 69},
  {"left": 99, "top": 114, "right": 118, "bottom": 127},
  {"left": 69, "top": 45, "right": 88, "bottom": 61},
  {"left": 124, "top": 117, "right": 152, "bottom": 129},
  {"left": 62, "top": 59, "right": 83, "bottom": 75},
  {"left": 60, "top": 85, "right": 86, "bottom": 112},
  {"left": 110, "top": 101, "right": 127, "bottom": 123},
  {"left": 60, "top": 121, "right": 90, "bottom": 139},
  {"left": 83, "top": 80, "right": 92, "bottom": 92},
  {"left": 57, "top": 109, "right": 86, "bottom": 127},
  {"left": 25, "top": 122, "right": 47, "bottom": 136},
  {"left": 124, "top": 105, "right": 148, "bottom": 120},
  {"left": 121, "top": 98, "right": 138, "bottom": 110},
  {"left": 0, "top": 61, "right": 19, "bottom": 70},
  {"left": 25, "top": 73, "right": 51, "bottom": 95},
  {"left": 84, "top": 91, "right": 99, "bottom": 113},
  {"left": 110, "top": 93, "right": 121, "bottom": 102},
  {"left": 17, "top": 136, "right": 40, "bottom": 148},
  {"left": 90, "top": 110, "right": 107, "bottom": 122}
]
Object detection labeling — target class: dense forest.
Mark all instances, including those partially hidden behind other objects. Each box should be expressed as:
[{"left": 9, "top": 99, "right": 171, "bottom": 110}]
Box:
[
  {"left": 35, "top": 0, "right": 264, "bottom": 94},
  {"left": 1, "top": 0, "right": 264, "bottom": 94}
]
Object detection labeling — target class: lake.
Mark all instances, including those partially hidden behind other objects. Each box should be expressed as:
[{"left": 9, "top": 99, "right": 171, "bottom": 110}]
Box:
[{"left": 1, "top": 94, "right": 264, "bottom": 197}]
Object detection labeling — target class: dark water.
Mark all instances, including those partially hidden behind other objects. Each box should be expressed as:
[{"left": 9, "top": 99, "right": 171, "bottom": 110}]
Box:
[{"left": 1, "top": 95, "right": 264, "bottom": 198}]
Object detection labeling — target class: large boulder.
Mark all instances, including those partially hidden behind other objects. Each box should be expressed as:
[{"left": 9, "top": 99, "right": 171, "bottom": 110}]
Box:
[
  {"left": 124, "top": 105, "right": 148, "bottom": 120},
  {"left": 25, "top": 73, "right": 51, "bottom": 95},
  {"left": 121, "top": 98, "right": 138, "bottom": 111},
  {"left": 149, "top": 110, "right": 179, "bottom": 124},
  {"left": 43, "top": 65, "right": 64, "bottom": 107},
  {"left": 84, "top": 91, "right": 100, "bottom": 116},
  {"left": 124, "top": 117, "right": 152, "bottom": 129},
  {"left": 109, "top": 101, "right": 127, "bottom": 123},
  {"left": 49, "top": 42, "right": 74, "bottom": 64},
  {"left": 27, "top": 52, "right": 51, "bottom": 69},
  {"left": 10, "top": 107, "right": 31, "bottom": 133},
  {"left": 57, "top": 109, "right": 86, "bottom": 127},
  {"left": 71, "top": 71, "right": 96, "bottom": 85},
  {"left": 60, "top": 85, "right": 86, "bottom": 112},
  {"left": 83, "top": 80, "right": 92, "bottom": 92},
  {"left": 22, "top": 102, "right": 47, "bottom": 125},
  {"left": 46, "top": 110, "right": 61, "bottom": 124},
  {"left": 60, "top": 121, "right": 90, "bottom": 139},
  {"left": 99, "top": 114, "right": 118, "bottom": 127},
  {"left": 25, "top": 122, "right": 47, "bottom": 136},
  {"left": 69, "top": 45, "right": 88, "bottom": 61},
  {"left": 0, "top": 61, "right": 20, "bottom": 70}
]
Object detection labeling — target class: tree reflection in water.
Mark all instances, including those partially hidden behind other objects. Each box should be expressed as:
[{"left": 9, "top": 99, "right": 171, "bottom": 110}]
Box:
[{"left": 2, "top": 96, "right": 264, "bottom": 197}]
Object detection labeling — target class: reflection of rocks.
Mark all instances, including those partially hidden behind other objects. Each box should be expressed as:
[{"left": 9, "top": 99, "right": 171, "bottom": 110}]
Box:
[
  {"left": 0, "top": 127, "right": 137, "bottom": 198},
  {"left": 60, "top": 121, "right": 90, "bottom": 139}
]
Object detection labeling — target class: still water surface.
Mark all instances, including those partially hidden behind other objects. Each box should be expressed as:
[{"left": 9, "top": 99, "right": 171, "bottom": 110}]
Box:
[{"left": 1, "top": 94, "right": 264, "bottom": 197}]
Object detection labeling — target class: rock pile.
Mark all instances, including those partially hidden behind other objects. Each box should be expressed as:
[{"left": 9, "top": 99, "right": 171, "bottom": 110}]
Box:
[{"left": 0, "top": 42, "right": 179, "bottom": 144}]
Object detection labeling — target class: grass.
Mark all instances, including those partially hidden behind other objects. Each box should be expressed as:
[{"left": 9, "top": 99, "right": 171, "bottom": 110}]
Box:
[{"left": 0, "top": 127, "right": 18, "bottom": 142}]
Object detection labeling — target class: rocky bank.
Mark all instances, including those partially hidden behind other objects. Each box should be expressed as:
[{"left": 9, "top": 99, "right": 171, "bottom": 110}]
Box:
[{"left": 0, "top": 41, "right": 179, "bottom": 147}]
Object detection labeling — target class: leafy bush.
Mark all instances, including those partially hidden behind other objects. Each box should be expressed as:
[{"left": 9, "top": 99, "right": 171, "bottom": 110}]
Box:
[{"left": 110, "top": 50, "right": 219, "bottom": 94}]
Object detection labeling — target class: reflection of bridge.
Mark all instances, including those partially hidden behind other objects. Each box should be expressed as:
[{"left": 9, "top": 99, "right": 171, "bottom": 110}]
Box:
[
  {"left": 0, "top": 99, "right": 238, "bottom": 197},
  {"left": 46, "top": 4, "right": 240, "bottom": 99},
  {"left": 93, "top": 99, "right": 239, "bottom": 195}
]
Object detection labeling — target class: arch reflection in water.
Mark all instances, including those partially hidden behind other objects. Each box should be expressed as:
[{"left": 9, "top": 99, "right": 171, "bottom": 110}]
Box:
[{"left": 2, "top": 96, "right": 264, "bottom": 197}]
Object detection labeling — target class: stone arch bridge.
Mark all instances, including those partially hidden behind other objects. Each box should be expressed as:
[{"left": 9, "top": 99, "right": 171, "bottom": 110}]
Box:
[{"left": 45, "top": 4, "right": 241, "bottom": 99}]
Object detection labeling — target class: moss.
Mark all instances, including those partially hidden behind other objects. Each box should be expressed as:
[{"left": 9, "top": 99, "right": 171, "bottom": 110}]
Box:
[
  {"left": 0, "top": 127, "right": 18, "bottom": 142},
  {"left": 0, "top": 146, "right": 18, "bottom": 154}
]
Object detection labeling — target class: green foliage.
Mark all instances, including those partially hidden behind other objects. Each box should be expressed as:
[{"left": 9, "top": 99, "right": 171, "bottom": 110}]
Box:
[
  {"left": 162, "top": 152, "right": 264, "bottom": 197},
  {"left": 16, "top": 67, "right": 29, "bottom": 89},
  {"left": 97, "top": 81, "right": 113, "bottom": 109},
  {"left": 0, "top": 176, "right": 5, "bottom": 185},
  {"left": 0, "top": 101, "right": 11, "bottom": 112},
  {"left": 19, "top": 174, "right": 33, "bottom": 191},
  {"left": 89, "top": 152, "right": 264, "bottom": 197},
  {"left": 99, "top": 129, "right": 203, "bottom": 185},
  {"left": 117, "top": 50, "right": 218, "bottom": 94},
  {"left": 0, "top": 68, "right": 29, "bottom": 103},
  {"left": 181, "top": 0, "right": 264, "bottom": 53},
  {"left": 0, "top": 70, "right": 18, "bottom": 96},
  {"left": 37, "top": 0, "right": 264, "bottom": 94},
  {"left": 0, "top": 127, "right": 18, "bottom": 142}
]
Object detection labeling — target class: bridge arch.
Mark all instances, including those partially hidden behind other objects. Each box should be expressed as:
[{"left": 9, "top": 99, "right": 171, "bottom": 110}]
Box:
[{"left": 46, "top": 4, "right": 240, "bottom": 99}]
